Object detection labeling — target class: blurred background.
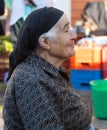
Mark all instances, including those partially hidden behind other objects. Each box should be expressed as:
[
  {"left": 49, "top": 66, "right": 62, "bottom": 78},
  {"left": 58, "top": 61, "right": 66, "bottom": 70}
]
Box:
[{"left": 0, "top": 0, "right": 107, "bottom": 129}]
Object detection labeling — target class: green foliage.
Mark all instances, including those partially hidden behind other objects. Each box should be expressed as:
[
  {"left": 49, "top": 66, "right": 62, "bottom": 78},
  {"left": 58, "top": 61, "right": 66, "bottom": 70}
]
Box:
[{"left": 0, "top": 35, "right": 13, "bottom": 54}]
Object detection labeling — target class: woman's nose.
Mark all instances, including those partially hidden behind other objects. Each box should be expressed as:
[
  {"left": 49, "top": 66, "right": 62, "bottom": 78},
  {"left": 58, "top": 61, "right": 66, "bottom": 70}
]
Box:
[
  {"left": 70, "top": 27, "right": 77, "bottom": 39},
  {"left": 70, "top": 31, "right": 77, "bottom": 39}
]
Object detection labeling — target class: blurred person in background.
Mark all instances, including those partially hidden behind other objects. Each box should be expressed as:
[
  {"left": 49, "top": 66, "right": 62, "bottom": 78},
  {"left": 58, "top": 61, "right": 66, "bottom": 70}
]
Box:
[
  {"left": 0, "top": 0, "right": 4, "bottom": 15},
  {"left": 3, "top": 7, "right": 95, "bottom": 130},
  {"left": 5, "top": 0, "right": 53, "bottom": 38},
  {"left": 82, "top": 0, "right": 107, "bottom": 36},
  {"left": 0, "top": 0, "right": 5, "bottom": 35}
]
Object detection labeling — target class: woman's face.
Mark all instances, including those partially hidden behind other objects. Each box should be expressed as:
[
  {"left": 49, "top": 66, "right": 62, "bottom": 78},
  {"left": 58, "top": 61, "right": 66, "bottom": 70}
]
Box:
[{"left": 48, "top": 14, "right": 76, "bottom": 60}]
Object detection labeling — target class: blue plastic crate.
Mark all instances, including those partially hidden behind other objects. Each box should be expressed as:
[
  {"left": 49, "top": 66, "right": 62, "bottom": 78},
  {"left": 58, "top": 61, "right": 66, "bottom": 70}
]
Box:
[
  {"left": 72, "top": 81, "right": 91, "bottom": 90},
  {"left": 70, "top": 69, "right": 102, "bottom": 82},
  {"left": 70, "top": 69, "right": 102, "bottom": 90}
]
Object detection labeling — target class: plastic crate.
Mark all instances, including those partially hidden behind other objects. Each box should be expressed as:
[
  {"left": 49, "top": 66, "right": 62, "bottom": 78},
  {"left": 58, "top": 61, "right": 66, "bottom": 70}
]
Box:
[
  {"left": 70, "top": 69, "right": 102, "bottom": 81},
  {"left": 72, "top": 81, "right": 91, "bottom": 90},
  {"left": 0, "top": 53, "right": 9, "bottom": 68},
  {"left": 102, "top": 70, "right": 107, "bottom": 79},
  {"left": 102, "top": 47, "right": 107, "bottom": 70},
  {"left": 70, "top": 69, "right": 102, "bottom": 90},
  {"left": 0, "top": 53, "right": 9, "bottom": 81},
  {"left": 70, "top": 46, "right": 102, "bottom": 69}
]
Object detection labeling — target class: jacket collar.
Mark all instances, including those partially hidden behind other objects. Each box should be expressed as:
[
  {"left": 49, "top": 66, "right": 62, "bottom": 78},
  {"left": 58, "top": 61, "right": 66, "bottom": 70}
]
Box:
[{"left": 26, "top": 53, "right": 60, "bottom": 77}]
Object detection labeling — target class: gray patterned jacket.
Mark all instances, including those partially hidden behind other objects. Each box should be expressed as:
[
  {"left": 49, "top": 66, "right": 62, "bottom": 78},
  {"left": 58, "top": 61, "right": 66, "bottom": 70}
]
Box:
[{"left": 3, "top": 54, "right": 92, "bottom": 130}]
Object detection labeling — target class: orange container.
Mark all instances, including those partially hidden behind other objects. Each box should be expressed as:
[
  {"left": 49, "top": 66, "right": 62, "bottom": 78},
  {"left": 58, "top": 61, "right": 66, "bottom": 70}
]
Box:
[{"left": 70, "top": 46, "right": 102, "bottom": 69}]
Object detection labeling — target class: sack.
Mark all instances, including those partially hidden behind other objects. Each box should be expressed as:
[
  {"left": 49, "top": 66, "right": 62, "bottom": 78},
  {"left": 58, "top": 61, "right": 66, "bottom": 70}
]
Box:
[{"left": 10, "top": 17, "right": 24, "bottom": 45}]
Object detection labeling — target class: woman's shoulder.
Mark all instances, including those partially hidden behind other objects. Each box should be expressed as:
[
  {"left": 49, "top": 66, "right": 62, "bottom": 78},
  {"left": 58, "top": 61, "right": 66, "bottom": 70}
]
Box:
[
  {"left": 8, "top": 62, "right": 39, "bottom": 92},
  {"left": 13, "top": 62, "right": 39, "bottom": 80}
]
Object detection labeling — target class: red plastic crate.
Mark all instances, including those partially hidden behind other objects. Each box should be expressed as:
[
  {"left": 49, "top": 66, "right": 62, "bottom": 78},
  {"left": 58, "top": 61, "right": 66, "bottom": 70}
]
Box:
[
  {"left": 102, "top": 70, "right": 107, "bottom": 79},
  {"left": 102, "top": 47, "right": 107, "bottom": 70}
]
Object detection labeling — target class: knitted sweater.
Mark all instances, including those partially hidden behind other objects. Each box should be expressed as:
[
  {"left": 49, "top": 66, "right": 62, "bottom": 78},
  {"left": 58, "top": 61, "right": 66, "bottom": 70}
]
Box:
[{"left": 3, "top": 54, "right": 92, "bottom": 130}]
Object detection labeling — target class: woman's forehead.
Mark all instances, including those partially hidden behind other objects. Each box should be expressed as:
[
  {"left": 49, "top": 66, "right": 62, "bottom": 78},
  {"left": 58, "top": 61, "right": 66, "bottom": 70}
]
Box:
[{"left": 51, "top": 14, "right": 69, "bottom": 31}]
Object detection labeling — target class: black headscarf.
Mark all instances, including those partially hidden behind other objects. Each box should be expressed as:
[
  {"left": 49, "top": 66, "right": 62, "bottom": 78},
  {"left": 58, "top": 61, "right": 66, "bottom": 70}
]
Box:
[{"left": 8, "top": 7, "right": 64, "bottom": 80}]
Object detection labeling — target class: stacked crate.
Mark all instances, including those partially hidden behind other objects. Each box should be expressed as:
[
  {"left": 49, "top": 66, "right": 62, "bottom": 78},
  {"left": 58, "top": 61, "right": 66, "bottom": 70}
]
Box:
[
  {"left": 0, "top": 53, "right": 9, "bottom": 81},
  {"left": 70, "top": 46, "right": 102, "bottom": 90},
  {"left": 102, "top": 47, "right": 107, "bottom": 79}
]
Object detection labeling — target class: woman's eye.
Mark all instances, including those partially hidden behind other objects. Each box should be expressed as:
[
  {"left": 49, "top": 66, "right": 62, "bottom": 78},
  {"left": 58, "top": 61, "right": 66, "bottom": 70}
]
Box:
[
  {"left": 65, "top": 28, "right": 69, "bottom": 32},
  {"left": 65, "top": 28, "right": 71, "bottom": 33},
  {"left": 64, "top": 26, "right": 70, "bottom": 33},
  {"left": 65, "top": 30, "right": 69, "bottom": 32}
]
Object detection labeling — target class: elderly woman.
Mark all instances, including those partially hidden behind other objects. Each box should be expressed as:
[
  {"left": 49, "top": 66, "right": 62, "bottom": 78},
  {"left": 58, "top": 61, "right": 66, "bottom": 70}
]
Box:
[{"left": 3, "top": 7, "right": 94, "bottom": 130}]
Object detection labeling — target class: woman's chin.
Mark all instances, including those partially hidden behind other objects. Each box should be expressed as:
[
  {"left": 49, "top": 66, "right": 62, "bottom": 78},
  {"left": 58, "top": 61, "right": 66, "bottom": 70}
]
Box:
[{"left": 68, "top": 50, "right": 75, "bottom": 57}]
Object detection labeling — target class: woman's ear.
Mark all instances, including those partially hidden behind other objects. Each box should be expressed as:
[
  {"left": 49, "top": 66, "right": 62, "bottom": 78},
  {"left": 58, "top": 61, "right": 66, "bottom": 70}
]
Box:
[{"left": 38, "top": 36, "right": 50, "bottom": 50}]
